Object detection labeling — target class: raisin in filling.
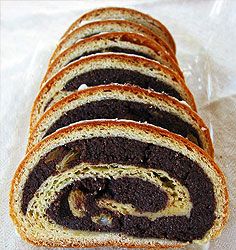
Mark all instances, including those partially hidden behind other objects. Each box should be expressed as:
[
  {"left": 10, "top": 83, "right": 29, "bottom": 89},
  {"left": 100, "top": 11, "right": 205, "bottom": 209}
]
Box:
[{"left": 47, "top": 177, "right": 168, "bottom": 233}]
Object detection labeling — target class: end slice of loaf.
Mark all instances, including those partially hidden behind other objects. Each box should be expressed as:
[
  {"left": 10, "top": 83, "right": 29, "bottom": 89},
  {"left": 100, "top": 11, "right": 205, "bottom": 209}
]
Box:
[{"left": 62, "top": 7, "right": 176, "bottom": 53}]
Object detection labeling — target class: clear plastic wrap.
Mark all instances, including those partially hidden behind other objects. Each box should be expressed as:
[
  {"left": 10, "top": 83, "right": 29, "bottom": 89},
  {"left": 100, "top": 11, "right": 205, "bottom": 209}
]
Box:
[{"left": 1, "top": 1, "right": 236, "bottom": 249}]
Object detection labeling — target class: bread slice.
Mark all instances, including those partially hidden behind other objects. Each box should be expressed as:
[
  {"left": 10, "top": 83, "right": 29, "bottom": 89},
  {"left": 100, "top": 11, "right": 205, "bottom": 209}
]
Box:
[
  {"left": 31, "top": 53, "right": 195, "bottom": 130},
  {"left": 62, "top": 7, "right": 176, "bottom": 54},
  {"left": 10, "top": 120, "right": 228, "bottom": 248},
  {"left": 50, "top": 19, "right": 176, "bottom": 65},
  {"left": 43, "top": 32, "right": 183, "bottom": 84},
  {"left": 28, "top": 84, "right": 213, "bottom": 157}
]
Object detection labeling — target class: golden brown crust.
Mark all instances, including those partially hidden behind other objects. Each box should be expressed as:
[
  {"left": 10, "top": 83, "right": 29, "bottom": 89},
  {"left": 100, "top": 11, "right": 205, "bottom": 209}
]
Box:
[
  {"left": 28, "top": 84, "right": 213, "bottom": 157},
  {"left": 9, "top": 205, "right": 185, "bottom": 249},
  {"left": 10, "top": 204, "right": 185, "bottom": 249},
  {"left": 18, "top": 236, "right": 185, "bottom": 249},
  {"left": 43, "top": 31, "right": 183, "bottom": 84},
  {"left": 10, "top": 120, "right": 229, "bottom": 247},
  {"left": 31, "top": 53, "right": 196, "bottom": 131},
  {"left": 62, "top": 7, "right": 176, "bottom": 53},
  {"left": 51, "top": 19, "right": 177, "bottom": 66}
]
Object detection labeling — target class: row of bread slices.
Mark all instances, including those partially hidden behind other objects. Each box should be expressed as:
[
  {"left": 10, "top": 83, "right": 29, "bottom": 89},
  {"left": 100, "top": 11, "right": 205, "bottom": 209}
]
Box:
[
  {"left": 10, "top": 7, "right": 228, "bottom": 249},
  {"left": 29, "top": 7, "right": 208, "bottom": 154}
]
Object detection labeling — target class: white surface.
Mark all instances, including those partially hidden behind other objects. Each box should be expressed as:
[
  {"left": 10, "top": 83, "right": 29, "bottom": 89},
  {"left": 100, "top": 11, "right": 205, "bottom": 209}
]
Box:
[{"left": 1, "top": 1, "right": 236, "bottom": 249}]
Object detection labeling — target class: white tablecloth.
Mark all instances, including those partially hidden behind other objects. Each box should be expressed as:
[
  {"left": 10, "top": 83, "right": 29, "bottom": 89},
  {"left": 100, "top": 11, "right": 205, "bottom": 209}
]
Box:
[{"left": 1, "top": 1, "right": 236, "bottom": 249}]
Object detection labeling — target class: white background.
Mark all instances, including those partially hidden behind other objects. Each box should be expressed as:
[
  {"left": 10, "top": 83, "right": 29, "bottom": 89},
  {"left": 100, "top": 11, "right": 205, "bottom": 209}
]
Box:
[{"left": 1, "top": 1, "right": 236, "bottom": 249}]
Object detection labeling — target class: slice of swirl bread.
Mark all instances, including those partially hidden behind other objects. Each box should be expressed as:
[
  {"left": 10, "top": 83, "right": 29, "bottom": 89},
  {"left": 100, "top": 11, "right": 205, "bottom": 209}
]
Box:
[
  {"left": 62, "top": 7, "right": 176, "bottom": 54},
  {"left": 10, "top": 120, "right": 228, "bottom": 248},
  {"left": 50, "top": 19, "right": 176, "bottom": 66},
  {"left": 31, "top": 53, "right": 195, "bottom": 131},
  {"left": 28, "top": 84, "right": 213, "bottom": 157},
  {"left": 43, "top": 32, "right": 183, "bottom": 84}
]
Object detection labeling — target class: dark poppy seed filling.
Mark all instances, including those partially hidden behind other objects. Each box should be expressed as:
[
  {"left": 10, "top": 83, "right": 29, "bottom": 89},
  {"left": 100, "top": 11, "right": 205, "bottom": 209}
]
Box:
[
  {"left": 63, "top": 69, "right": 182, "bottom": 101},
  {"left": 21, "top": 146, "right": 72, "bottom": 214},
  {"left": 21, "top": 137, "right": 215, "bottom": 242},
  {"left": 44, "top": 97, "right": 54, "bottom": 112},
  {"left": 47, "top": 177, "right": 168, "bottom": 231},
  {"left": 67, "top": 46, "right": 155, "bottom": 65},
  {"left": 44, "top": 99, "right": 202, "bottom": 147}
]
